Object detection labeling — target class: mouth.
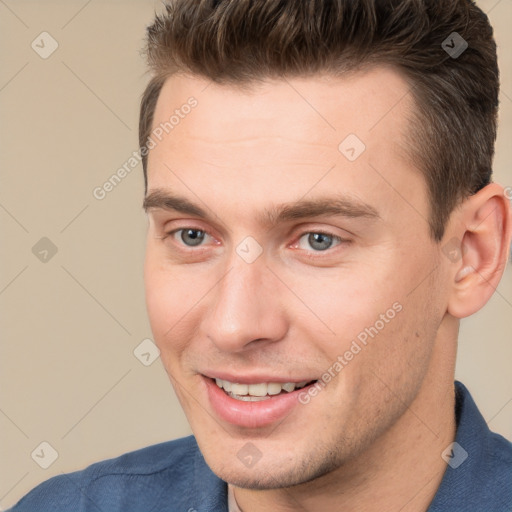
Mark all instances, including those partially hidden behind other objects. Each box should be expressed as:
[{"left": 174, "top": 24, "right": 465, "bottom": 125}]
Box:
[
  {"left": 214, "top": 378, "right": 316, "bottom": 401},
  {"left": 201, "top": 375, "right": 319, "bottom": 428}
]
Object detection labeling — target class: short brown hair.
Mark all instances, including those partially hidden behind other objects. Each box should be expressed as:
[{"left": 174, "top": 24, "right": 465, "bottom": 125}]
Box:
[{"left": 139, "top": 0, "right": 499, "bottom": 241}]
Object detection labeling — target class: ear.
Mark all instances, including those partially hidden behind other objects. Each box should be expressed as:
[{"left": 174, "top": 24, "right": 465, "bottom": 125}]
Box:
[{"left": 446, "top": 183, "right": 512, "bottom": 319}]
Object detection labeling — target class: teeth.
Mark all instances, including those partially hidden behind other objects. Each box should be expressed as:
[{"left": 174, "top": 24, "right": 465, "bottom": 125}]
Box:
[
  {"left": 248, "top": 383, "right": 268, "bottom": 396},
  {"left": 230, "top": 383, "right": 248, "bottom": 395},
  {"left": 267, "top": 383, "right": 282, "bottom": 395},
  {"left": 227, "top": 394, "right": 270, "bottom": 402},
  {"left": 214, "top": 378, "right": 312, "bottom": 399}
]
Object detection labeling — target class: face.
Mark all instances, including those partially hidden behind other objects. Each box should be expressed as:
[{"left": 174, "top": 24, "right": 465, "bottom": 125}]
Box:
[{"left": 143, "top": 67, "right": 450, "bottom": 488}]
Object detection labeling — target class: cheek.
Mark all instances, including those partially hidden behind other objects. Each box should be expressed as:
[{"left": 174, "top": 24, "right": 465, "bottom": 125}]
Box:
[
  {"left": 348, "top": 279, "right": 440, "bottom": 404},
  {"left": 144, "top": 261, "right": 170, "bottom": 338},
  {"left": 144, "top": 254, "right": 222, "bottom": 377},
  {"left": 288, "top": 260, "right": 433, "bottom": 386},
  {"left": 282, "top": 265, "right": 399, "bottom": 343},
  {"left": 144, "top": 255, "right": 195, "bottom": 354}
]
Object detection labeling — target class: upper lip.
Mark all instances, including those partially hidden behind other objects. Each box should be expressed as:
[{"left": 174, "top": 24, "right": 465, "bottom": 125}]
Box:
[{"left": 201, "top": 372, "right": 317, "bottom": 384}]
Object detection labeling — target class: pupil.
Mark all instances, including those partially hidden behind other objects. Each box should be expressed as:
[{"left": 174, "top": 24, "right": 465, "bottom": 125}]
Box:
[
  {"left": 182, "top": 229, "right": 204, "bottom": 246},
  {"left": 309, "top": 233, "right": 332, "bottom": 251}
]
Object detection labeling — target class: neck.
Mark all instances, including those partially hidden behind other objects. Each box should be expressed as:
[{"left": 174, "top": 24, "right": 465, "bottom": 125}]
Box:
[{"left": 233, "top": 319, "right": 458, "bottom": 512}]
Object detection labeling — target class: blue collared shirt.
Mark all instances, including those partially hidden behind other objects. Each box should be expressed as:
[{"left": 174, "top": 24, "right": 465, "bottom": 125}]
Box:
[{"left": 7, "top": 381, "right": 512, "bottom": 511}]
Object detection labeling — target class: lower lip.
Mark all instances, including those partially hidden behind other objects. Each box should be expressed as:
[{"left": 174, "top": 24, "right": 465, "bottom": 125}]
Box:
[{"left": 203, "top": 377, "right": 316, "bottom": 429}]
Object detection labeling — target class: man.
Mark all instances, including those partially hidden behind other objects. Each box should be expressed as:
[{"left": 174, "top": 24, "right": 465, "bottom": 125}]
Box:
[{"left": 8, "top": 0, "right": 512, "bottom": 511}]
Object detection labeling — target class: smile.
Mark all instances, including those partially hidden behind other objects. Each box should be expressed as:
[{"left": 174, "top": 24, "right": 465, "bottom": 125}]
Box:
[
  {"left": 203, "top": 376, "right": 319, "bottom": 428},
  {"left": 215, "top": 379, "right": 313, "bottom": 401}
]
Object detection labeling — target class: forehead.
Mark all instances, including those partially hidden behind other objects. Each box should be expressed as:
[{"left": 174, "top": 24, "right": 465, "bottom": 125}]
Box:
[
  {"left": 151, "top": 66, "right": 413, "bottom": 147},
  {"left": 145, "top": 67, "right": 425, "bottom": 229}
]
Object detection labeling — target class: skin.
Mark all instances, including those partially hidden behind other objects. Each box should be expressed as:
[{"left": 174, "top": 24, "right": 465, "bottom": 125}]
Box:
[{"left": 143, "top": 66, "right": 511, "bottom": 511}]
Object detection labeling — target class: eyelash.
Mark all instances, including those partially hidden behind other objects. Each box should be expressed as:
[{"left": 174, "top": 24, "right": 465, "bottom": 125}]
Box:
[{"left": 162, "top": 227, "right": 349, "bottom": 258}]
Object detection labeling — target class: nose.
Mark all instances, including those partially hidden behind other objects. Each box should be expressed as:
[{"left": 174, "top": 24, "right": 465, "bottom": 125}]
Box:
[{"left": 202, "top": 254, "right": 288, "bottom": 353}]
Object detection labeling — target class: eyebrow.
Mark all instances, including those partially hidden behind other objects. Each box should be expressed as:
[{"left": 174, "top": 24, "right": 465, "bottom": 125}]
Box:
[{"left": 142, "top": 188, "right": 380, "bottom": 226}]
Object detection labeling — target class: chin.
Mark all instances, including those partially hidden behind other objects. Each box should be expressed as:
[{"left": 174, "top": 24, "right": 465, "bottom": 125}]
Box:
[
  {"left": 215, "top": 467, "right": 309, "bottom": 490},
  {"left": 206, "top": 449, "right": 343, "bottom": 491}
]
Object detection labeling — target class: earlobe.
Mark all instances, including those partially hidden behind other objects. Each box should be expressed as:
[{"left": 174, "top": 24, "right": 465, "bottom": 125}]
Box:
[{"left": 446, "top": 184, "right": 512, "bottom": 319}]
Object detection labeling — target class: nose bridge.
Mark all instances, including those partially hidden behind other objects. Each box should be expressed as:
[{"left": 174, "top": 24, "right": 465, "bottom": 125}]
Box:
[{"left": 204, "top": 250, "right": 286, "bottom": 352}]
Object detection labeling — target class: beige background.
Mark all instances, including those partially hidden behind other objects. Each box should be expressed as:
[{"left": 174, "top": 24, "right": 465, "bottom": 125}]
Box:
[{"left": 0, "top": 0, "right": 511, "bottom": 508}]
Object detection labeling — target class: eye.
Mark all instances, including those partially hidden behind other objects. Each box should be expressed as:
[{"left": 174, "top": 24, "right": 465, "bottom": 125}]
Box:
[
  {"left": 172, "top": 228, "right": 210, "bottom": 247},
  {"left": 297, "top": 232, "right": 342, "bottom": 252}
]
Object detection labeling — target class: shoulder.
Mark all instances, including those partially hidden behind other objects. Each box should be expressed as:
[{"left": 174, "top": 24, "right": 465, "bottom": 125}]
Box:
[
  {"left": 481, "top": 429, "right": 512, "bottom": 498},
  {"left": 458, "top": 428, "right": 512, "bottom": 511},
  {"left": 429, "top": 381, "right": 512, "bottom": 512},
  {"left": 7, "top": 435, "right": 225, "bottom": 512}
]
